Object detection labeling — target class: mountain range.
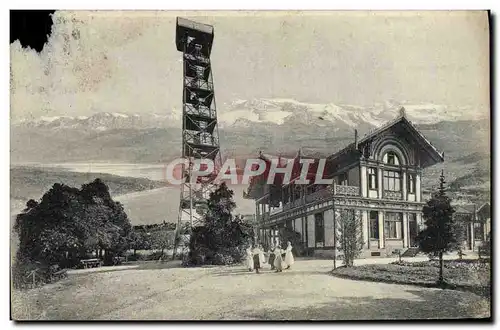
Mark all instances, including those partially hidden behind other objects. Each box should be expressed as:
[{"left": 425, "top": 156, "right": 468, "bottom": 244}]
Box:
[
  {"left": 12, "top": 98, "right": 488, "bottom": 131},
  {"left": 11, "top": 98, "right": 490, "bottom": 198}
]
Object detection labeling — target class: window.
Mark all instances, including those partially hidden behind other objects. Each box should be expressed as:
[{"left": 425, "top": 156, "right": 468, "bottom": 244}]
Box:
[
  {"left": 286, "top": 220, "right": 294, "bottom": 230},
  {"left": 408, "top": 174, "right": 415, "bottom": 194},
  {"left": 383, "top": 170, "right": 401, "bottom": 191},
  {"left": 369, "top": 211, "right": 379, "bottom": 239},
  {"left": 306, "top": 185, "right": 314, "bottom": 194},
  {"left": 338, "top": 173, "right": 348, "bottom": 186},
  {"left": 385, "top": 151, "right": 400, "bottom": 165},
  {"left": 474, "top": 222, "right": 484, "bottom": 240},
  {"left": 385, "top": 212, "right": 403, "bottom": 239},
  {"left": 314, "top": 213, "right": 325, "bottom": 245},
  {"left": 387, "top": 153, "right": 395, "bottom": 164},
  {"left": 368, "top": 168, "right": 378, "bottom": 190}
]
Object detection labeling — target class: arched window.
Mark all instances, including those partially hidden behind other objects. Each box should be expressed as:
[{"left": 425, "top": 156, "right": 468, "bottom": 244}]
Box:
[{"left": 384, "top": 151, "right": 400, "bottom": 166}]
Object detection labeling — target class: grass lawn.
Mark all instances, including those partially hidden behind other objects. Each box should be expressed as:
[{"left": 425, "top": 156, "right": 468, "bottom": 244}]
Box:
[{"left": 332, "top": 259, "right": 491, "bottom": 296}]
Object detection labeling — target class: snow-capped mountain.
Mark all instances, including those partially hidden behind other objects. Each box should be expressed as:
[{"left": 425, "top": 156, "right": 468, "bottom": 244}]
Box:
[
  {"left": 219, "top": 98, "right": 488, "bottom": 128},
  {"left": 13, "top": 111, "right": 181, "bottom": 130},
  {"left": 12, "top": 98, "right": 488, "bottom": 132}
]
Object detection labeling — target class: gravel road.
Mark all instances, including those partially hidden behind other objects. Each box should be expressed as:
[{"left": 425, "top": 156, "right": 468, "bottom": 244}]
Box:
[{"left": 12, "top": 258, "right": 490, "bottom": 320}]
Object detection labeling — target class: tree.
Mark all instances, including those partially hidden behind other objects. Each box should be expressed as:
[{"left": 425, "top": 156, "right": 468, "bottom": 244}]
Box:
[
  {"left": 186, "top": 182, "right": 252, "bottom": 265},
  {"left": 416, "top": 170, "right": 456, "bottom": 284},
  {"left": 150, "top": 228, "right": 175, "bottom": 260},
  {"left": 13, "top": 179, "right": 132, "bottom": 287},
  {"left": 128, "top": 230, "right": 145, "bottom": 256},
  {"left": 337, "top": 209, "right": 364, "bottom": 267}
]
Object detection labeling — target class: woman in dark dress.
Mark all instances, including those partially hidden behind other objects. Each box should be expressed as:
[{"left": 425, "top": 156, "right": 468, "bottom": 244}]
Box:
[
  {"left": 268, "top": 245, "right": 276, "bottom": 270},
  {"left": 252, "top": 246, "right": 262, "bottom": 274}
]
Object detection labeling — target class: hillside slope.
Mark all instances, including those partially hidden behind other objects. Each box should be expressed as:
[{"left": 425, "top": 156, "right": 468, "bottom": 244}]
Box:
[{"left": 10, "top": 166, "right": 166, "bottom": 202}]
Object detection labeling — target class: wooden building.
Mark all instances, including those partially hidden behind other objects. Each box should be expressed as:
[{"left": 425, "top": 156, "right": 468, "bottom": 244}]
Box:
[
  {"left": 453, "top": 203, "right": 491, "bottom": 251},
  {"left": 244, "top": 108, "right": 449, "bottom": 257}
]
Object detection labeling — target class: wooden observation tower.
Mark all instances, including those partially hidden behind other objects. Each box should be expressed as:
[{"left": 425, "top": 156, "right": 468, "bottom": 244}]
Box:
[{"left": 172, "top": 18, "right": 222, "bottom": 257}]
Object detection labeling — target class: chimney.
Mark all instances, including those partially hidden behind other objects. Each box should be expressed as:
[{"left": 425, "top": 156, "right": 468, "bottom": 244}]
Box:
[
  {"left": 354, "top": 129, "right": 358, "bottom": 149},
  {"left": 400, "top": 107, "right": 406, "bottom": 117}
]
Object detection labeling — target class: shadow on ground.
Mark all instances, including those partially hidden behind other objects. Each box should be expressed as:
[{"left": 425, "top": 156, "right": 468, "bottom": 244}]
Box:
[
  {"left": 213, "top": 269, "right": 330, "bottom": 277},
  {"left": 69, "top": 260, "right": 185, "bottom": 276},
  {"left": 242, "top": 289, "right": 491, "bottom": 320}
]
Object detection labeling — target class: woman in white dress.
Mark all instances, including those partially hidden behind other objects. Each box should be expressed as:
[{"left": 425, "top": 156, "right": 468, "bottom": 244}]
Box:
[
  {"left": 273, "top": 247, "right": 284, "bottom": 272},
  {"left": 284, "top": 241, "right": 295, "bottom": 269},
  {"left": 246, "top": 246, "right": 254, "bottom": 272},
  {"left": 258, "top": 244, "right": 266, "bottom": 266}
]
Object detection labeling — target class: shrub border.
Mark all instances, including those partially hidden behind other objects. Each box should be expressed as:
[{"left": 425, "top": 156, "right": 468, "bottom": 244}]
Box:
[{"left": 331, "top": 269, "right": 490, "bottom": 297}]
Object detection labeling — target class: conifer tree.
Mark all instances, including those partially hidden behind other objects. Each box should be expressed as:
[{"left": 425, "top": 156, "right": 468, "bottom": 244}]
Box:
[
  {"left": 337, "top": 209, "right": 364, "bottom": 267},
  {"left": 416, "top": 170, "right": 456, "bottom": 284}
]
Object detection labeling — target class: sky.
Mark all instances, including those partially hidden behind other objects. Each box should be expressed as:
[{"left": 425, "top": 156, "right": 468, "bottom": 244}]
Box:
[{"left": 10, "top": 10, "right": 490, "bottom": 121}]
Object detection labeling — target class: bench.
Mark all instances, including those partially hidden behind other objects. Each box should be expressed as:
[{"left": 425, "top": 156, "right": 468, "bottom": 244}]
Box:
[
  {"left": 80, "top": 258, "right": 102, "bottom": 269},
  {"left": 50, "top": 268, "right": 68, "bottom": 281},
  {"left": 113, "top": 256, "right": 126, "bottom": 265}
]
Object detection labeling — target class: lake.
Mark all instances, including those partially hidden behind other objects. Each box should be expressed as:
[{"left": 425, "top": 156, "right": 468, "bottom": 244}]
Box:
[
  {"left": 12, "top": 162, "right": 255, "bottom": 225},
  {"left": 16, "top": 162, "right": 169, "bottom": 181}
]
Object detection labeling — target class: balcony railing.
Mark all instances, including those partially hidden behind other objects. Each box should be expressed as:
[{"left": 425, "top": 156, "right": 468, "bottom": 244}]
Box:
[
  {"left": 278, "top": 184, "right": 361, "bottom": 213},
  {"left": 333, "top": 184, "right": 360, "bottom": 196},
  {"left": 305, "top": 188, "right": 333, "bottom": 204},
  {"left": 283, "top": 199, "right": 304, "bottom": 211},
  {"left": 383, "top": 191, "right": 403, "bottom": 200},
  {"left": 270, "top": 206, "right": 283, "bottom": 215}
]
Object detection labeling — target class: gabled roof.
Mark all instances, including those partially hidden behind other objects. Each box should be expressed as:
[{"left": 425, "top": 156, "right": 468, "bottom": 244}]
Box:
[
  {"left": 325, "top": 108, "right": 445, "bottom": 167},
  {"left": 477, "top": 202, "right": 490, "bottom": 213},
  {"left": 452, "top": 203, "right": 490, "bottom": 215},
  {"left": 358, "top": 107, "right": 444, "bottom": 162},
  {"left": 454, "top": 204, "right": 476, "bottom": 214}
]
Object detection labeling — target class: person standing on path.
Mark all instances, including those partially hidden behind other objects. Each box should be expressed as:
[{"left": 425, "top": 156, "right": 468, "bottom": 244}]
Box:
[
  {"left": 284, "top": 241, "right": 295, "bottom": 270},
  {"left": 268, "top": 245, "right": 276, "bottom": 270},
  {"left": 246, "top": 246, "right": 254, "bottom": 272},
  {"left": 253, "top": 245, "right": 262, "bottom": 274},
  {"left": 274, "top": 247, "right": 284, "bottom": 272},
  {"left": 258, "top": 244, "right": 266, "bottom": 267}
]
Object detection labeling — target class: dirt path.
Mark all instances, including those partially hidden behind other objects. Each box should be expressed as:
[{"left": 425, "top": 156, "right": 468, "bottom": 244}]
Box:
[{"left": 12, "top": 259, "right": 490, "bottom": 320}]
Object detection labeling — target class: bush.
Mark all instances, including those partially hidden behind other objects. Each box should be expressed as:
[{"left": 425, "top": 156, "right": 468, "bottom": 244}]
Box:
[
  {"left": 479, "top": 233, "right": 491, "bottom": 258},
  {"left": 223, "top": 246, "right": 246, "bottom": 263},
  {"left": 334, "top": 261, "right": 490, "bottom": 290},
  {"left": 390, "top": 259, "right": 490, "bottom": 271},
  {"left": 147, "top": 251, "right": 166, "bottom": 261},
  {"left": 181, "top": 254, "right": 191, "bottom": 267},
  {"left": 12, "top": 257, "right": 52, "bottom": 290},
  {"left": 124, "top": 253, "right": 140, "bottom": 262},
  {"left": 213, "top": 253, "right": 235, "bottom": 265}
]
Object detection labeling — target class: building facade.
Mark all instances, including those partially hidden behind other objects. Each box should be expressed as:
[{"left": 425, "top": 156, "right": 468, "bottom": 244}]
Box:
[
  {"left": 245, "top": 108, "right": 448, "bottom": 257},
  {"left": 453, "top": 203, "right": 491, "bottom": 251}
]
